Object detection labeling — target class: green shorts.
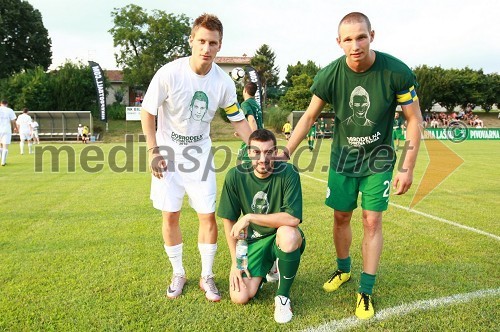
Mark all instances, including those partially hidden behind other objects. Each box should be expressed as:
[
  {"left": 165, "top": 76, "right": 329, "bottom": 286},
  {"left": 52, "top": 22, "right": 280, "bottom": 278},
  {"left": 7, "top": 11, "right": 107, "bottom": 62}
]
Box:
[
  {"left": 246, "top": 228, "right": 305, "bottom": 278},
  {"left": 393, "top": 128, "right": 404, "bottom": 140},
  {"left": 325, "top": 170, "right": 393, "bottom": 212}
]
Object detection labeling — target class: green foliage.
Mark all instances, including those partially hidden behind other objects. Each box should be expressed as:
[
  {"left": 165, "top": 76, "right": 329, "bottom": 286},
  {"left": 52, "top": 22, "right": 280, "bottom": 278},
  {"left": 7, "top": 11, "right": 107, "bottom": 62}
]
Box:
[
  {"left": 265, "top": 105, "right": 291, "bottom": 131},
  {"left": 250, "top": 44, "right": 280, "bottom": 108},
  {"left": 0, "top": 0, "right": 52, "bottom": 79},
  {"left": 0, "top": 67, "right": 55, "bottom": 111},
  {"left": 52, "top": 62, "right": 101, "bottom": 114},
  {"left": 250, "top": 44, "right": 280, "bottom": 88},
  {"left": 414, "top": 65, "right": 499, "bottom": 112},
  {"left": 107, "top": 103, "right": 126, "bottom": 120},
  {"left": 283, "top": 60, "right": 320, "bottom": 87},
  {"left": 279, "top": 74, "right": 314, "bottom": 113},
  {"left": 109, "top": 5, "right": 191, "bottom": 89},
  {"left": 113, "top": 88, "right": 125, "bottom": 104}
]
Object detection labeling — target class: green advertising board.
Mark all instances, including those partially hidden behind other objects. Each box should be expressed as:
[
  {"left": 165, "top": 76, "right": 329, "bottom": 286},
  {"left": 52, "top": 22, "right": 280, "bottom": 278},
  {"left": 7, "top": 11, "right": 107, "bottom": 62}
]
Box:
[{"left": 422, "top": 128, "right": 500, "bottom": 141}]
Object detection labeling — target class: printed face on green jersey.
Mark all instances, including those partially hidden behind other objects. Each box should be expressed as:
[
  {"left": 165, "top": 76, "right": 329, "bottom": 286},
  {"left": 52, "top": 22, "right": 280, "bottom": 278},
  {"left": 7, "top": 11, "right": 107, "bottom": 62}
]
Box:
[{"left": 251, "top": 191, "right": 269, "bottom": 214}]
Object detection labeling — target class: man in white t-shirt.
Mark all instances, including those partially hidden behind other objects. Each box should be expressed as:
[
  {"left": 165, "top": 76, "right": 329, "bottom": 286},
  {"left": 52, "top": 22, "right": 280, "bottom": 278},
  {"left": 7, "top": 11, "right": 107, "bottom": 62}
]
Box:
[
  {"left": 141, "top": 13, "right": 252, "bottom": 302},
  {"left": 0, "top": 100, "right": 17, "bottom": 166},
  {"left": 16, "top": 108, "right": 33, "bottom": 154},
  {"left": 77, "top": 124, "right": 83, "bottom": 141},
  {"left": 31, "top": 119, "right": 40, "bottom": 144}
]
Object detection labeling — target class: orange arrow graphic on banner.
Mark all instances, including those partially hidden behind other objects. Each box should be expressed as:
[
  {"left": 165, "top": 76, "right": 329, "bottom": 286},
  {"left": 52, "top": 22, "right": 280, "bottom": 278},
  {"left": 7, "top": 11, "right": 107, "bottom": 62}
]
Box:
[{"left": 409, "top": 139, "right": 464, "bottom": 208}]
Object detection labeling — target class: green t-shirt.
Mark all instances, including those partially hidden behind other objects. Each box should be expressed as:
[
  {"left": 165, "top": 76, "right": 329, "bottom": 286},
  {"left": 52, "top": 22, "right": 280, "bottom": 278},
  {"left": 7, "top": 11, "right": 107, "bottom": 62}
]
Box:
[
  {"left": 393, "top": 116, "right": 404, "bottom": 130},
  {"left": 311, "top": 51, "right": 418, "bottom": 177},
  {"left": 238, "top": 98, "right": 263, "bottom": 162},
  {"left": 319, "top": 119, "right": 326, "bottom": 131},
  {"left": 217, "top": 162, "right": 302, "bottom": 243}
]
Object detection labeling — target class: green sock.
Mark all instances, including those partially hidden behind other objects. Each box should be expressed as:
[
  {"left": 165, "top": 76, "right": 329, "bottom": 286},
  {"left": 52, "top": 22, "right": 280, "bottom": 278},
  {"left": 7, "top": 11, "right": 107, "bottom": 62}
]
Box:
[
  {"left": 336, "top": 256, "right": 351, "bottom": 273},
  {"left": 358, "top": 272, "right": 376, "bottom": 295},
  {"left": 275, "top": 247, "right": 301, "bottom": 298}
]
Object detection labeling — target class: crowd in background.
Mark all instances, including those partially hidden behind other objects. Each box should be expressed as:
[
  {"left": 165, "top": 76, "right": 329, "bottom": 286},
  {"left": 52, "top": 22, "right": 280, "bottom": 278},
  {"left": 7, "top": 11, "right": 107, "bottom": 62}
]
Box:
[{"left": 423, "top": 108, "right": 485, "bottom": 128}]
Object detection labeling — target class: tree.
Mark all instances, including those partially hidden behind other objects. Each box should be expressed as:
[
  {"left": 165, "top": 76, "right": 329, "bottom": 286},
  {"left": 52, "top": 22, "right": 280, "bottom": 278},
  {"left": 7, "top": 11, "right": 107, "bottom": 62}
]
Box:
[
  {"left": 278, "top": 73, "right": 314, "bottom": 113},
  {"left": 51, "top": 61, "right": 100, "bottom": 113},
  {"left": 283, "top": 60, "right": 320, "bottom": 87},
  {"left": 250, "top": 44, "right": 280, "bottom": 106},
  {"left": 109, "top": 4, "right": 191, "bottom": 89},
  {"left": 0, "top": 0, "right": 52, "bottom": 79}
]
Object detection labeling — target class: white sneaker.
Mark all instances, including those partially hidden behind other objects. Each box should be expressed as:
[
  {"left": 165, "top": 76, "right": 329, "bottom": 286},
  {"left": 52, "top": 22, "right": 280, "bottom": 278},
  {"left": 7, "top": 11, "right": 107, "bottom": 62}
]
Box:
[
  {"left": 166, "top": 274, "right": 187, "bottom": 299},
  {"left": 274, "top": 295, "right": 293, "bottom": 323},
  {"left": 266, "top": 261, "right": 279, "bottom": 282},
  {"left": 199, "top": 275, "right": 221, "bottom": 302}
]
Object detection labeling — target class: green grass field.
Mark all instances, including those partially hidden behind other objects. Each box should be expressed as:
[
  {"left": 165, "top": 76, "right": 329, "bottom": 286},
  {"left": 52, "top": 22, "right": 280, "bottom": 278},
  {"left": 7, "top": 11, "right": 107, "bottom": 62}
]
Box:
[{"left": 0, "top": 137, "right": 499, "bottom": 331}]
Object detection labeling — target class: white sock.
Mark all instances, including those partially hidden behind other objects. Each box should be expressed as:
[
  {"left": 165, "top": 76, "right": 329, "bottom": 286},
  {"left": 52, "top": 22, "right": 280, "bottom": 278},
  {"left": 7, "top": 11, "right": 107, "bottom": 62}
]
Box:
[
  {"left": 28, "top": 142, "right": 33, "bottom": 154},
  {"left": 20, "top": 141, "right": 24, "bottom": 154},
  {"left": 198, "top": 243, "right": 217, "bottom": 278},
  {"left": 1, "top": 149, "right": 7, "bottom": 164},
  {"left": 164, "top": 243, "right": 185, "bottom": 276}
]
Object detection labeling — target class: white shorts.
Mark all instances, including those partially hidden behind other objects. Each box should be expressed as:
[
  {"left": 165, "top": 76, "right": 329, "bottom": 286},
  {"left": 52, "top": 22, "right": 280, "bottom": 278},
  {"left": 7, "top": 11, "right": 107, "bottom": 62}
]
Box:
[
  {"left": 32, "top": 131, "right": 39, "bottom": 138},
  {"left": 150, "top": 152, "right": 216, "bottom": 214},
  {"left": 20, "top": 131, "right": 32, "bottom": 141},
  {"left": 0, "top": 133, "right": 12, "bottom": 145}
]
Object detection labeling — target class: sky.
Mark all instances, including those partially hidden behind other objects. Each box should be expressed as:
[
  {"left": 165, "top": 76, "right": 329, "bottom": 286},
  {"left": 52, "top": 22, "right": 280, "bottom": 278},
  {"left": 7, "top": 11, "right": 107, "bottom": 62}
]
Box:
[{"left": 27, "top": 0, "right": 500, "bottom": 81}]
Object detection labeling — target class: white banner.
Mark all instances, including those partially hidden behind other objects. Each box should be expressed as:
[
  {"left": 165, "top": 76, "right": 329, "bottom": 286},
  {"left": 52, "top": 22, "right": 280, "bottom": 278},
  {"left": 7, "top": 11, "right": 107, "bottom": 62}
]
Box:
[{"left": 126, "top": 107, "right": 141, "bottom": 121}]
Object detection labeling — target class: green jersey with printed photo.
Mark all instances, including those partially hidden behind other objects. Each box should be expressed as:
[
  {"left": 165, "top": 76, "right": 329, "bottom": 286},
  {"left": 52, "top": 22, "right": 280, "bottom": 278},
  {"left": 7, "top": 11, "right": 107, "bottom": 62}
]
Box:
[
  {"left": 311, "top": 51, "right": 418, "bottom": 177},
  {"left": 217, "top": 162, "right": 302, "bottom": 243}
]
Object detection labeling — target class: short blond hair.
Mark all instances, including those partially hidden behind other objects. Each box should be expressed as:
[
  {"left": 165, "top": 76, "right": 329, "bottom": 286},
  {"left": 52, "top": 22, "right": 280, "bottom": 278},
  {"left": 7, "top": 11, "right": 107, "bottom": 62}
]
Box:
[
  {"left": 338, "top": 12, "right": 372, "bottom": 34},
  {"left": 191, "top": 13, "right": 223, "bottom": 40}
]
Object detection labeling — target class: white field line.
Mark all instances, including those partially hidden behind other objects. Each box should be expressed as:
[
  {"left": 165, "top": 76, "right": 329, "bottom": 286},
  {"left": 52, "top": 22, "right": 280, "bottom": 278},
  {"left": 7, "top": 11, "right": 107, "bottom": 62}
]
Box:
[
  {"left": 298, "top": 173, "right": 500, "bottom": 241},
  {"left": 301, "top": 288, "right": 500, "bottom": 332}
]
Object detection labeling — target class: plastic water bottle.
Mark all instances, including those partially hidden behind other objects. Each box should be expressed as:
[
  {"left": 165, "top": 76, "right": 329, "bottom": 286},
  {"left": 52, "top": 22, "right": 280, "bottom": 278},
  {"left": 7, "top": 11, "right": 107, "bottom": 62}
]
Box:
[{"left": 235, "top": 231, "right": 248, "bottom": 270}]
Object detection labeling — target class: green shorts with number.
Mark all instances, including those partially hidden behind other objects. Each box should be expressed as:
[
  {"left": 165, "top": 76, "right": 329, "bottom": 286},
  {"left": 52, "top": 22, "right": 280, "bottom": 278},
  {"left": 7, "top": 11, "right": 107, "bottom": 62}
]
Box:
[
  {"left": 325, "top": 170, "right": 393, "bottom": 212},
  {"left": 246, "top": 227, "right": 305, "bottom": 278}
]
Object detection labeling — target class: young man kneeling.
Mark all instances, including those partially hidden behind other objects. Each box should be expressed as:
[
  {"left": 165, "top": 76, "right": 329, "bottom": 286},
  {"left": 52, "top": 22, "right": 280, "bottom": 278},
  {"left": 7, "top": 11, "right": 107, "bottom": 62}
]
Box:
[{"left": 218, "top": 129, "right": 305, "bottom": 324}]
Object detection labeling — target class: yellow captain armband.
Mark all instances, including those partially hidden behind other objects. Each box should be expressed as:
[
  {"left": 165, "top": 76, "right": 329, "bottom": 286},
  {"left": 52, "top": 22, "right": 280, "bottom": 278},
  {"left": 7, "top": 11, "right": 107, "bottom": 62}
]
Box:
[
  {"left": 396, "top": 85, "right": 419, "bottom": 105},
  {"left": 224, "top": 103, "right": 240, "bottom": 117}
]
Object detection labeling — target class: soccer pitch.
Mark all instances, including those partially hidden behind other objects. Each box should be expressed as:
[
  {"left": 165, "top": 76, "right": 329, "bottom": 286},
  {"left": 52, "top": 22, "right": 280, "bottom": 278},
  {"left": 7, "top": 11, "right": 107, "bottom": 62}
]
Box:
[{"left": 0, "top": 139, "right": 498, "bottom": 331}]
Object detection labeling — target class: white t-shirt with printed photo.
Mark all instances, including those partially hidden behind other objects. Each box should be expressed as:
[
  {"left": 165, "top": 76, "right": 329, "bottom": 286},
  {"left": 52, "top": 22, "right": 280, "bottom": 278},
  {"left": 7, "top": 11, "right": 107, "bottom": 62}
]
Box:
[{"left": 142, "top": 57, "right": 244, "bottom": 162}]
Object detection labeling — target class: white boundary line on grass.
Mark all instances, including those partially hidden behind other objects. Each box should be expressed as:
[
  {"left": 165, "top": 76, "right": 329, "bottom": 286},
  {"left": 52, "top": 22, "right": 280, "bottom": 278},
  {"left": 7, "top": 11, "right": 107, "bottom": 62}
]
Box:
[
  {"left": 298, "top": 173, "right": 500, "bottom": 241},
  {"left": 301, "top": 288, "right": 500, "bottom": 332}
]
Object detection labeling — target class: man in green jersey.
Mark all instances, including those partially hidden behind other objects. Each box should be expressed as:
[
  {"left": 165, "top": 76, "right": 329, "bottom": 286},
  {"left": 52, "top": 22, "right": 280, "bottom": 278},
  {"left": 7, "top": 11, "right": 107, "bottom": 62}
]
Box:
[
  {"left": 318, "top": 117, "right": 326, "bottom": 137},
  {"left": 392, "top": 112, "right": 405, "bottom": 151},
  {"left": 307, "top": 121, "right": 317, "bottom": 151},
  {"left": 237, "top": 82, "right": 263, "bottom": 162},
  {"left": 283, "top": 12, "right": 422, "bottom": 319},
  {"left": 218, "top": 129, "right": 305, "bottom": 324}
]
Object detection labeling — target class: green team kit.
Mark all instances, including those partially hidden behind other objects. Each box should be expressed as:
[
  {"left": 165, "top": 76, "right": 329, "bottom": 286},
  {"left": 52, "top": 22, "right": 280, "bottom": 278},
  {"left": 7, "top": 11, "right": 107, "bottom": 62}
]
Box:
[
  {"left": 217, "top": 162, "right": 304, "bottom": 279},
  {"left": 237, "top": 98, "right": 263, "bottom": 162},
  {"left": 311, "top": 51, "right": 419, "bottom": 211},
  {"left": 393, "top": 115, "right": 405, "bottom": 140}
]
